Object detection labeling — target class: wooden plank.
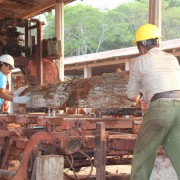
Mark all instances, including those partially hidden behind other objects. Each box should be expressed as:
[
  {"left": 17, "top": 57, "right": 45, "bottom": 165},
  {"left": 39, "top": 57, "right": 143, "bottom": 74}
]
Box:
[
  {"left": 95, "top": 122, "right": 106, "bottom": 180},
  {"left": 36, "top": 155, "right": 64, "bottom": 180}
]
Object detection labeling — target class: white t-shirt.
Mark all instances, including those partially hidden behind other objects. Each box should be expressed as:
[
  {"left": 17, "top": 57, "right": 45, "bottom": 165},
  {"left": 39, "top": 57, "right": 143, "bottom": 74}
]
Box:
[{"left": 127, "top": 47, "right": 180, "bottom": 105}]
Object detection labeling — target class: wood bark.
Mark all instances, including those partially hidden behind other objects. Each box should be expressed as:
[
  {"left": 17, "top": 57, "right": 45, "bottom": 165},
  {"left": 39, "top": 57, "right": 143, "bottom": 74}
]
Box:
[{"left": 25, "top": 71, "right": 137, "bottom": 109}]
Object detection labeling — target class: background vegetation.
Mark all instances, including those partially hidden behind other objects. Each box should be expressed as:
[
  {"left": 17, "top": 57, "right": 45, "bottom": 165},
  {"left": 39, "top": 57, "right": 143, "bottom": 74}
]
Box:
[{"left": 42, "top": 0, "right": 180, "bottom": 57}]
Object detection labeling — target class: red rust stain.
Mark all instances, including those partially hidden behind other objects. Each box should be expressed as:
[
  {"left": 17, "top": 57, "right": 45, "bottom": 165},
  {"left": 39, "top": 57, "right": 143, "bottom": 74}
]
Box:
[{"left": 27, "top": 58, "right": 60, "bottom": 85}]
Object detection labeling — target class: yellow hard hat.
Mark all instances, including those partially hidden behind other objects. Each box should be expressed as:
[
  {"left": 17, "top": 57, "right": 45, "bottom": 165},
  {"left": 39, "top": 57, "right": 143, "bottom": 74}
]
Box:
[{"left": 134, "top": 23, "right": 162, "bottom": 45}]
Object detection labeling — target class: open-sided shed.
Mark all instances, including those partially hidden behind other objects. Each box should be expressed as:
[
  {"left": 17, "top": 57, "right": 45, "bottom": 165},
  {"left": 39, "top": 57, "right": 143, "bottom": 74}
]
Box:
[
  {"left": 0, "top": 0, "right": 165, "bottom": 83},
  {"left": 0, "top": 0, "right": 74, "bottom": 19}
]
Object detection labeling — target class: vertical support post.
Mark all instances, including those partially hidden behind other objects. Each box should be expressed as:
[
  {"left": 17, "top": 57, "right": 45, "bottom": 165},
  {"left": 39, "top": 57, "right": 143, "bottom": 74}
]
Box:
[
  {"left": 84, "top": 65, "right": 92, "bottom": 78},
  {"left": 36, "top": 20, "right": 43, "bottom": 85},
  {"left": 149, "top": 0, "right": 162, "bottom": 46},
  {"left": 55, "top": 0, "right": 64, "bottom": 81},
  {"left": 25, "top": 23, "right": 29, "bottom": 85},
  {"left": 125, "top": 61, "right": 130, "bottom": 71},
  {"left": 149, "top": 0, "right": 162, "bottom": 29},
  {"left": 36, "top": 155, "right": 64, "bottom": 180},
  {"left": 25, "top": 23, "right": 29, "bottom": 56},
  {"left": 95, "top": 122, "right": 107, "bottom": 180},
  {"left": 1, "top": 138, "right": 14, "bottom": 169}
]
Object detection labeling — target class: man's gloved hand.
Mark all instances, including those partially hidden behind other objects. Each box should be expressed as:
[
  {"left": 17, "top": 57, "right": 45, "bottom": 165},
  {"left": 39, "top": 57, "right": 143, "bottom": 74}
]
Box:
[
  {"left": 13, "top": 86, "right": 29, "bottom": 96},
  {"left": 13, "top": 95, "right": 30, "bottom": 104}
]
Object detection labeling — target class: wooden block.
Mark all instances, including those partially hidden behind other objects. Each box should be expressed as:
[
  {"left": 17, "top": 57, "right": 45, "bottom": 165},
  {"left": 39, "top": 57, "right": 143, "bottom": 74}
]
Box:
[{"left": 36, "top": 155, "right": 64, "bottom": 180}]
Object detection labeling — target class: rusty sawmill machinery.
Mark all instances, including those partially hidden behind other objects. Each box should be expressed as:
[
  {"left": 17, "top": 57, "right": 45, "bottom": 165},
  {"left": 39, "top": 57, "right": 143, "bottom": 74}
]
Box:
[
  {"left": 0, "top": 17, "right": 143, "bottom": 180},
  {"left": 0, "top": 109, "right": 142, "bottom": 180}
]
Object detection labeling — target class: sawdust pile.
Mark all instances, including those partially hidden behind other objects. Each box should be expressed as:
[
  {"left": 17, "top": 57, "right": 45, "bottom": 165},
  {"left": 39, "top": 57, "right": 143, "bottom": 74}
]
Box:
[{"left": 150, "top": 155, "right": 177, "bottom": 180}]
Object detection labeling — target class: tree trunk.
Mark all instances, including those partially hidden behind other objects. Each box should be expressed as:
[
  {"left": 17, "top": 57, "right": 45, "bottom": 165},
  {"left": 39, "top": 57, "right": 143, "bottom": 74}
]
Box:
[{"left": 26, "top": 71, "right": 137, "bottom": 109}]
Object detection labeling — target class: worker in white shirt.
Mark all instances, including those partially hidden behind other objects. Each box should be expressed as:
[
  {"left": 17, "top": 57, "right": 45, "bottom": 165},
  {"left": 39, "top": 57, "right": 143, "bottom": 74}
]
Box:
[{"left": 127, "top": 23, "right": 180, "bottom": 180}]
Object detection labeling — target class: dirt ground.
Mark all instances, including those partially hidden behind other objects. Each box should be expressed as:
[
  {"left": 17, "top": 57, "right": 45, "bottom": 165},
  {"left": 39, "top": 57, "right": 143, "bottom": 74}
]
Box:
[
  {"left": 8, "top": 153, "right": 178, "bottom": 180},
  {"left": 64, "top": 155, "right": 178, "bottom": 180},
  {"left": 64, "top": 165, "right": 131, "bottom": 179}
]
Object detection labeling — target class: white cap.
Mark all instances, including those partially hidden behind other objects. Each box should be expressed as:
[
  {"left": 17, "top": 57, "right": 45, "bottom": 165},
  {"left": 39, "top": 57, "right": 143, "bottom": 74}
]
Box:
[{"left": 0, "top": 54, "right": 14, "bottom": 68}]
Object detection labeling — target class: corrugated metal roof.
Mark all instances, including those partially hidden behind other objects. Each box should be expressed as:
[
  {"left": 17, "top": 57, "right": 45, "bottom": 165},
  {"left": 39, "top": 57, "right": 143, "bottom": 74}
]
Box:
[{"left": 64, "top": 38, "right": 180, "bottom": 66}]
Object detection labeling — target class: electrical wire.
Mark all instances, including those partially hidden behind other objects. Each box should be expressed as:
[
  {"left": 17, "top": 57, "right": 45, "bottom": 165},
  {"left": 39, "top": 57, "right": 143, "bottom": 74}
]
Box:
[{"left": 64, "top": 151, "right": 94, "bottom": 180}]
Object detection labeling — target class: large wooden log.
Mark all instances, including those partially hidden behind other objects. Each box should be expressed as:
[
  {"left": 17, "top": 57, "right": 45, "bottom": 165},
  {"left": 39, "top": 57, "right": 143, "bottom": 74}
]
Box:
[{"left": 25, "top": 71, "right": 137, "bottom": 109}]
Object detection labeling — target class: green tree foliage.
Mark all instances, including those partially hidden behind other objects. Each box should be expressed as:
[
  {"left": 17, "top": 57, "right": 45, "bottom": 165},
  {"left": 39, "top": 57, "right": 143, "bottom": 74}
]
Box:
[
  {"left": 43, "top": 1, "right": 180, "bottom": 57},
  {"left": 43, "top": 12, "right": 55, "bottom": 39},
  {"left": 164, "top": 0, "right": 180, "bottom": 8},
  {"left": 104, "top": 1, "right": 148, "bottom": 49},
  {"left": 64, "top": 4, "right": 108, "bottom": 56},
  {"left": 135, "top": 0, "right": 148, "bottom": 3},
  {"left": 162, "top": 1, "right": 180, "bottom": 40}
]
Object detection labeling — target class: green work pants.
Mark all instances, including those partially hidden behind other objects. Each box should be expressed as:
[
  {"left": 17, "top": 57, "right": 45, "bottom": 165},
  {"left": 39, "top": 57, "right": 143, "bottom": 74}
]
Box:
[{"left": 130, "top": 99, "right": 180, "bottom": 180}]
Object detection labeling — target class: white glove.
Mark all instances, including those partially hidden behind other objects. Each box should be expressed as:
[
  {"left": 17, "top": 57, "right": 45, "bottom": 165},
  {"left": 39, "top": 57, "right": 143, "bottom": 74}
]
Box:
[
  {"left": 13, "top": 86, "right": 29, "bottom": 96},
  {"left": 13, "top": 96, "right": 30, "bottom": 104}
]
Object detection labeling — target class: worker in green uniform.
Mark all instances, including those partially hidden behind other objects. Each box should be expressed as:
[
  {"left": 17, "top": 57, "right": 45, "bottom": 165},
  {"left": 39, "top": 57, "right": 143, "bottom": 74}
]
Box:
[{"left": 127, "top": 23, "right": 180, "bottom": 180}]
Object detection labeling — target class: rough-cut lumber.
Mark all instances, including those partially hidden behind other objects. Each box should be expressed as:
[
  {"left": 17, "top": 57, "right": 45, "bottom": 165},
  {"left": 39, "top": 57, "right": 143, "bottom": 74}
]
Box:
[{"left": 26, "top": 71, "right": 137, "bottom": 109}]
